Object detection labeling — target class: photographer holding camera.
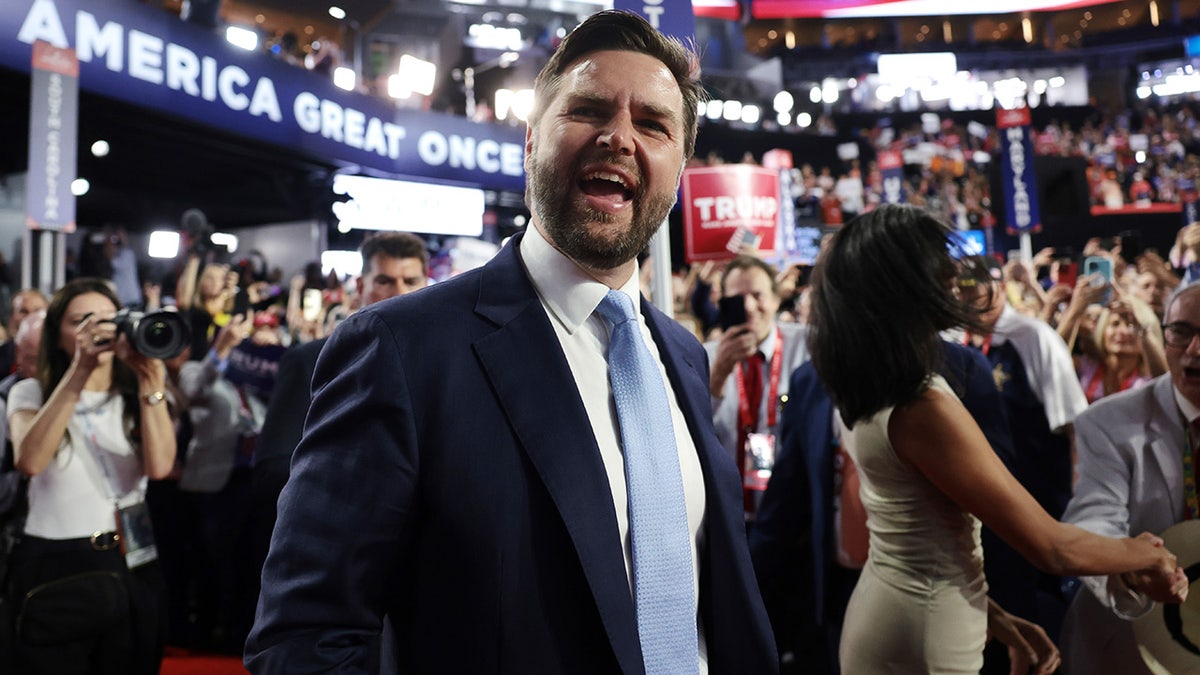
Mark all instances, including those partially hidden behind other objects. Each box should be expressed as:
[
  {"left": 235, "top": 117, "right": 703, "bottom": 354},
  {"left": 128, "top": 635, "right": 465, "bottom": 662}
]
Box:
[{"left": 4, "top": 278, "right": 178, "bottom": 674}]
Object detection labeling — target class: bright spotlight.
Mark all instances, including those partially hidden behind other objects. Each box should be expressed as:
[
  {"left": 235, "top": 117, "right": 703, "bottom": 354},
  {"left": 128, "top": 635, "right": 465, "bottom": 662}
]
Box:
[
  {"left": 225, "top": 26, "right": 258, "bottom": 51},
  {"left": 773, "top": 91, "right": 794, "bottom": 114},
  {"left": 333, "top": 66, "right": 356, "bottom": 91},
  {"left": 510, "top": 89, "right": 535, "bottom": 122},
  {"left": 148, "top": 231, "right": 180, "bottom": 259},
  {"left": 397, "top": 55, "right": 437, "bottom": 97},
  {"left": 722, "top": 100, "right": 743, "bottom": 121},
  {"left": 210, "top": 232, "right": 239, "bottom": 254}
]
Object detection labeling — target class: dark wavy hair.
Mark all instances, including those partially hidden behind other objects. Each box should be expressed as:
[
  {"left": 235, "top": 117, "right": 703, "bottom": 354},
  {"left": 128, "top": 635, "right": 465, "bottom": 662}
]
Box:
[
  {"left": 808, "top": 204, "right": 986, "bottom": 427},
  {"left": 39, "top": 278, "right": 141, "bottom": 433},
  {"left": 530, "top": 10, "right": 704, "bottom": 159}
]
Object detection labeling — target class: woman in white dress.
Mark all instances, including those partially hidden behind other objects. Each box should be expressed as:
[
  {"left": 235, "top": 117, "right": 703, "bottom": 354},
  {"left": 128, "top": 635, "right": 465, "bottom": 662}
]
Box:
[{"left": 807, "top": 204, "right": 1188, "bottom": 673}]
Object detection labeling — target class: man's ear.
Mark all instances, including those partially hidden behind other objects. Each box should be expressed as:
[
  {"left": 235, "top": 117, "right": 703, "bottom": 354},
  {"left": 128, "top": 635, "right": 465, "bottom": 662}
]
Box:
[
  {"left": 524, "top": 125, "right": 535, "bottom": 173},
  {"left": 355, "top": 275, "right": 364, "bottom": 298}
]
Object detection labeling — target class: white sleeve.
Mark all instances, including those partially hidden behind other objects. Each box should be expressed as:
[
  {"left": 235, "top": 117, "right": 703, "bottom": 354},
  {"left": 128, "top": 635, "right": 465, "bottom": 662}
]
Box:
[
  {"left": 7, "top": 377, "right": 44, "bottom": 418},
  {"left": 1029, "top": 321, "right": 1089, "bottom": 431}
]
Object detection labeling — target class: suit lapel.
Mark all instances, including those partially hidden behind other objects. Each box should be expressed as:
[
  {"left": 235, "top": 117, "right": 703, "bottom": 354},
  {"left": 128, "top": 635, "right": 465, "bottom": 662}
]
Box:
[
  {"left": 641, "top": 301, "right": 709, "bottom": 447},
  {"left": 471, "top": 238, "right": 643, "bottom": 673},
  {"left": 1148, "top": 376, "right": 1185, "bottom": 515}
]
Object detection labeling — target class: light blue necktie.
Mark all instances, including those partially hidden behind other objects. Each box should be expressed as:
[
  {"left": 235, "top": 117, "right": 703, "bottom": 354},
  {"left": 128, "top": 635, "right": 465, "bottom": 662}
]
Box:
[{"left": 595, "top": 289, "right": 699, "bottom": 675}]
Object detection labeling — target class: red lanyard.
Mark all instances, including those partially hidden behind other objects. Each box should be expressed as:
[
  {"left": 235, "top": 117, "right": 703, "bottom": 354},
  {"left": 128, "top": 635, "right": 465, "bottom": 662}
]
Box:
[
  {"left": 1085, "top": 364, "right": 1141, "bottom": 403},
  {"left": 734, "top": 327, "right": 784, "bottom": 430},
  {"left": 964, "top": 331, "right": 993, "bottom": 356}
]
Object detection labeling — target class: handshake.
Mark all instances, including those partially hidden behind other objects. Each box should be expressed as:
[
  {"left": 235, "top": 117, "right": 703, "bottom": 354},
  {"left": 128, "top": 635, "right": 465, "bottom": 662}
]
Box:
[{"left": 1124, "top": 531, "right": 1190, "bottom": 604}]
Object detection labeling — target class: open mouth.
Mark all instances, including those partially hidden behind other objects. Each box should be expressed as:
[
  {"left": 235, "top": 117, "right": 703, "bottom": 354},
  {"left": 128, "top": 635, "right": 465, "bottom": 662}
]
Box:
[
  {"left": 579, "top": 170, "right": 634, "bottom": 212},
  {"left": 1184, "top": 366, "right": 1200, "bottom": 379}
]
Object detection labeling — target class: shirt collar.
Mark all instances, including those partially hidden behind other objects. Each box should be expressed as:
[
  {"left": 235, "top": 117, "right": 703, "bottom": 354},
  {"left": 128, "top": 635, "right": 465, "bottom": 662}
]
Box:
[
  {"left": 758, "top": 323, "right": 778, "bottom": 360},
  {"left": 518, "top": 224, "right": 641, "bottom": 333},
  {"left": 1173, "top": 384, "right": 1200, "bottom": 425}
]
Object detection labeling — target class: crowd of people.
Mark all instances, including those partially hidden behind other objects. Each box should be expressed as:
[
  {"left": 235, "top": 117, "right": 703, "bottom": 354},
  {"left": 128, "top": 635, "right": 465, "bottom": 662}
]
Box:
[
  {"left": 685, "top": 99, "right": 1200, "bottom": 237},
  {"left": 2, "top": 8, "right": 1198, "bottom": 675},
  {"left": 0, "top": 230, "right": 432, "bottom": 673}
]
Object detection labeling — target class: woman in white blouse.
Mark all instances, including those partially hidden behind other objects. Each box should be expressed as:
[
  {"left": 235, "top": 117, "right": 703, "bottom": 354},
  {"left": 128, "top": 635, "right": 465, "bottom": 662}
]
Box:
[{"left": 7, "top": 278, "right": 175, "bottom": 675}]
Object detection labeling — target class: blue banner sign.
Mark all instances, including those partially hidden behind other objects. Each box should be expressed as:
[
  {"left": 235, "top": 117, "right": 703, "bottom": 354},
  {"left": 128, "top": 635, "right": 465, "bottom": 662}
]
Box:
[
  {"left": 613, "top": 0, "right": 696, "bottom": 41},
  {"left": 3, "top": 0, "right": 527, "bottom": 192},
  {"left": 996, "top": 107, "right": 1041, "bottom": 235},
  {"left": 26, "top": 39, "right": 78, "bottom": 231}
]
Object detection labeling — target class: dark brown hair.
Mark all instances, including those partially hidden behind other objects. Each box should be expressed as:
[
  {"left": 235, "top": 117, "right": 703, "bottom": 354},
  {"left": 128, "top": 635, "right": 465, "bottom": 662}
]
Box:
[
  {"left": 530, "top": 10, "right": 704, "bottom": 159},
  {"left": 39, "top": 278, "right": 141, "bottom": 433},
  {"left": 360, "top": 232, "right": 429, "bottom": 275}
]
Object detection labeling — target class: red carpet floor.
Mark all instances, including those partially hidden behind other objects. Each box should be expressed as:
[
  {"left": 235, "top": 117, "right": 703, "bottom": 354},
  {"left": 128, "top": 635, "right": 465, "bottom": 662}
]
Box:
[{"left": 160, "top": 647, "right": 248, "bottom": 675}]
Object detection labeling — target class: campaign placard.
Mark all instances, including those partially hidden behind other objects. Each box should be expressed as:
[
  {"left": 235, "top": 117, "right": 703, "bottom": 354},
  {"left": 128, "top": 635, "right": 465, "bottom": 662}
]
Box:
[
  {"left": 682, "top": 165, "right": 780, "bottom": 262},
  {"left": 878, "top": 149, "right": 905, "bottom": 204}
]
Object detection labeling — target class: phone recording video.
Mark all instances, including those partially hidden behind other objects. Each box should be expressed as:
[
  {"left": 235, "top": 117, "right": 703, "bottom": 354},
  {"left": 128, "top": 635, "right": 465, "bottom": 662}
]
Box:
[
  {"left": 718, "top": 295, "right": 748, "bottom": 331},
  {"left": 1084, "top": 256, "right": 1114, "bottom": 305},
  {"left": 302, "top": 288, "right": 322, "bottom": 323}
]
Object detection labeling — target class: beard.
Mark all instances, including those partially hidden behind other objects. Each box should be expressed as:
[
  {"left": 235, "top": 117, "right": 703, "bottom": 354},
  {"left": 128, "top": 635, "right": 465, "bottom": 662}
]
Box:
[{"left": 527, "top": 151, "right": 676, "bottom": 271}]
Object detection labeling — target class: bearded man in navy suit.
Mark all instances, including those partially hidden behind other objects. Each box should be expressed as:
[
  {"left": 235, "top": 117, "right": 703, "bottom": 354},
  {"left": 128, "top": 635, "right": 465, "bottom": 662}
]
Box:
[{"left": 245, "top": 10, "right": 777, "bottom": 674}]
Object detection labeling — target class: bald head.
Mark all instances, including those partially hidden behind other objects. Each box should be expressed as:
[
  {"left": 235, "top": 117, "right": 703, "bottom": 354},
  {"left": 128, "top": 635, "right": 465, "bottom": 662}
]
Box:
[
  {"left": 14, "top": 308, "right": 45, "bottom": 379},
  {"left": 1164, "top": 282, "right": 1200, "bottom": 322},
  {"left": 10, "top": 289, "right": 47, "bottom": 337}
]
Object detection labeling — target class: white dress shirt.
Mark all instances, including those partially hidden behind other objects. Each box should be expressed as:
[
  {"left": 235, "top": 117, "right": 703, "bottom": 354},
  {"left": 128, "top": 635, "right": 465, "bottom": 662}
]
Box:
[{"left": 519, "top": 225, "right": 708, "bottom": 670}]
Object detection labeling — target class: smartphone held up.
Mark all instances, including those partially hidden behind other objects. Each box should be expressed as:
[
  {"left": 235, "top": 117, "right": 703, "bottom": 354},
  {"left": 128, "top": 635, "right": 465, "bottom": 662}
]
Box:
[{"left": 718, "top": 295, "right": 748, "bottom": 331}]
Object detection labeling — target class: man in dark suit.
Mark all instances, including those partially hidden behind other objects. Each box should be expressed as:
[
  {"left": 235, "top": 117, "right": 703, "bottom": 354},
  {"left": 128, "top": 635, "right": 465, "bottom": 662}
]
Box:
[
  {"left": 751, "top": 341, "right": 1018, "bottom": 674},
  {"left": 251, "top": 231, "right": 428, "bottom": 557},
  {"left": 245, "top": 11, "right": 777, "bottom": 674}
]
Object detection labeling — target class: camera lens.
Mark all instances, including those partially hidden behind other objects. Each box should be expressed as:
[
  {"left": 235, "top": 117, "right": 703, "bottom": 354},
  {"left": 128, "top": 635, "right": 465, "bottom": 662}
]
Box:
[
  {"left": 143, "top": 320, "right": 172, "bottom": 351},
  {"left": 113, "top": 309, "right": 190, "bottom": 360}
]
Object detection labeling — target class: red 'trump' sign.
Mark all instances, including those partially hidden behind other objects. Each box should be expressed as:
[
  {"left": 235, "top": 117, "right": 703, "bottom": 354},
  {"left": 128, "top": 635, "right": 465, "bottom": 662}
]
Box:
[{"left": 682, "top": 165, "right": 780, "bottom": 263}]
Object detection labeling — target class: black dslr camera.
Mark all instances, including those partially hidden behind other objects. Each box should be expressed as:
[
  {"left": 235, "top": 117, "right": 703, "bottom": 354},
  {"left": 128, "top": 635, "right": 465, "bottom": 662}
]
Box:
[{"left": 112, "top": 309, "right": 190, "bottom": 360}]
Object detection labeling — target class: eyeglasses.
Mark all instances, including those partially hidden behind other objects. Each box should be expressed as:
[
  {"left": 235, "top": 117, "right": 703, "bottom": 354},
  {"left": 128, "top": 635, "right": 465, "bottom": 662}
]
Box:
[{"left": 1162, "top": 321, "right": 1200, "bottom": 348}]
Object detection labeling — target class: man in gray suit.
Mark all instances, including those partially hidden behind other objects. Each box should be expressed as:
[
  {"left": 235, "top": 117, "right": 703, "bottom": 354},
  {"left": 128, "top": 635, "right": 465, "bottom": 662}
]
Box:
[{"left": 1060, "top": 283, "right": 1197, "bottom": 674}]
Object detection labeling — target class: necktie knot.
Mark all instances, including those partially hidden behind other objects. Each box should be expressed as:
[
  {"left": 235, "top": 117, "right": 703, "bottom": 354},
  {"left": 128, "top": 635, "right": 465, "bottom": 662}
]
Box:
[{"left": 597, "top": 289, "right": 637, "bottom": 327}]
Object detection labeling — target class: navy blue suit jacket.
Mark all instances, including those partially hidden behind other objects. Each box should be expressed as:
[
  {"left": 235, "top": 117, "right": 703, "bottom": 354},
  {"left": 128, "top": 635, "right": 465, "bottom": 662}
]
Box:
[
  {"left": 246, "top": 234, "right": 778, "bottom": 674},
  {"left": 750, "top": 342, "right": 1014, "bottom": 659}
]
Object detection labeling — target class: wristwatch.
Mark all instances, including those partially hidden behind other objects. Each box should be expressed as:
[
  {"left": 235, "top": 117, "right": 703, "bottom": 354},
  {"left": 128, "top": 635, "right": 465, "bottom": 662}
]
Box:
[{"left": 141, "top": 390, "right": 166, "bottom": 406}]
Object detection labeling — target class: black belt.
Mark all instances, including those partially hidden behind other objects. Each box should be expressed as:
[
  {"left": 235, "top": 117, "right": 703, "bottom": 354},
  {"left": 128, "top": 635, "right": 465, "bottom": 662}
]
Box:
[{"left": 17, "top": 532, "right": 121, "bottom": 553}]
